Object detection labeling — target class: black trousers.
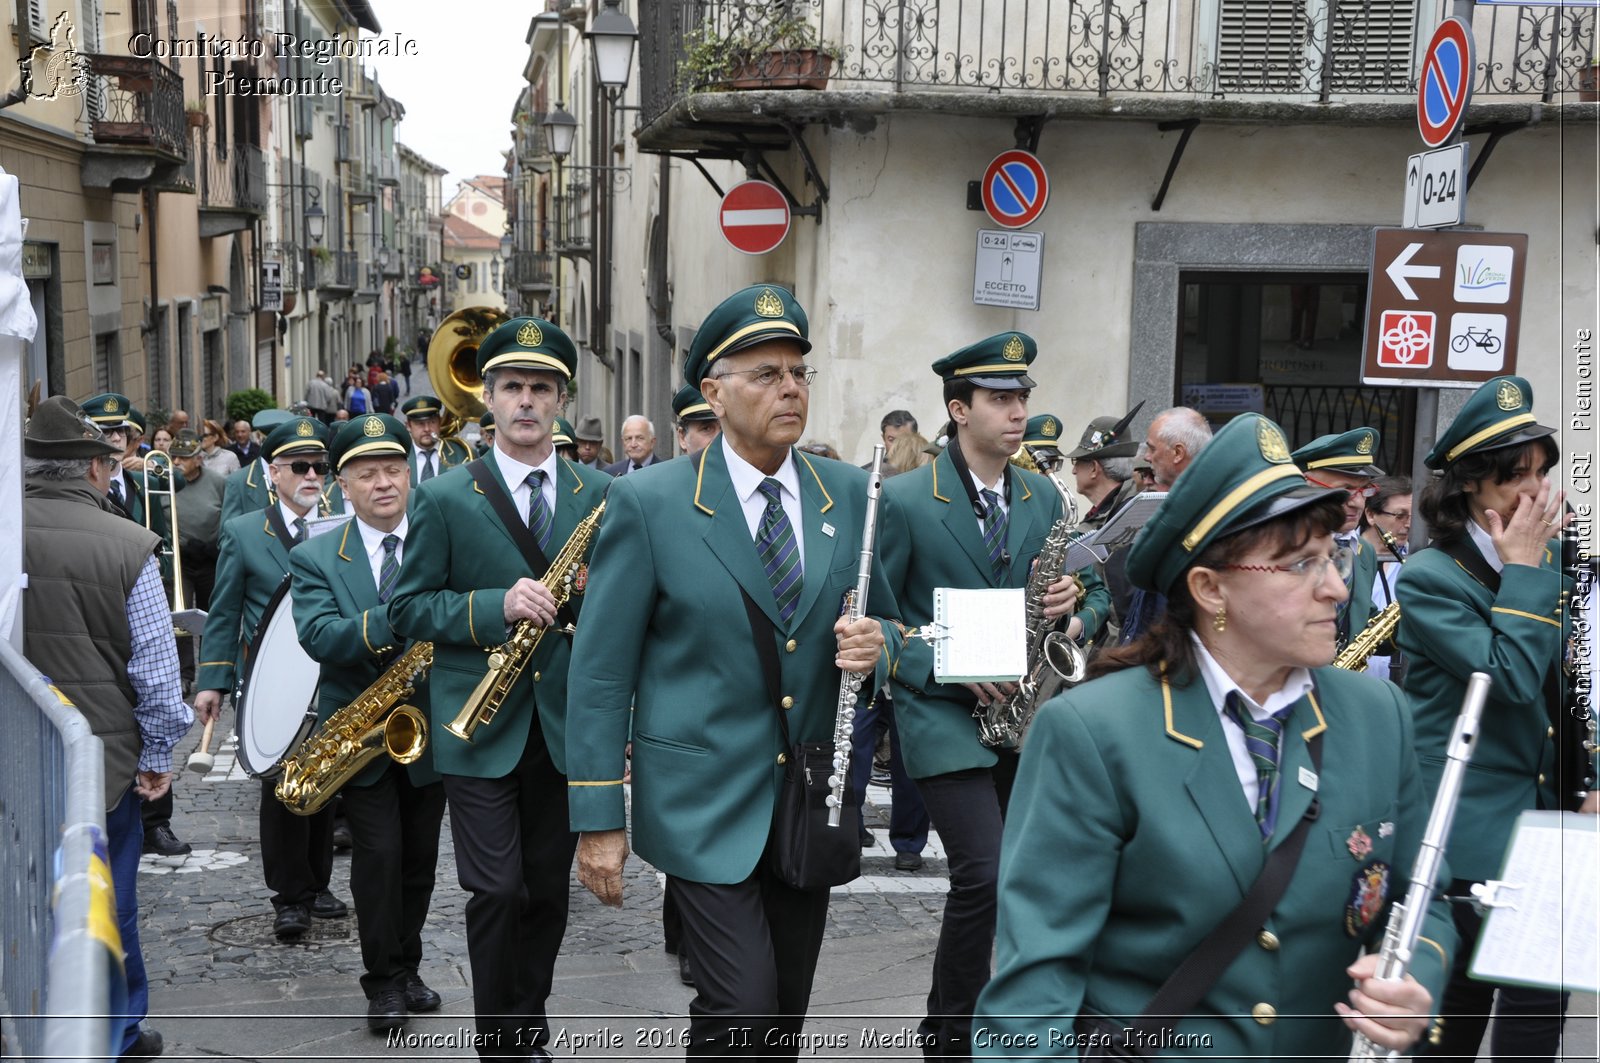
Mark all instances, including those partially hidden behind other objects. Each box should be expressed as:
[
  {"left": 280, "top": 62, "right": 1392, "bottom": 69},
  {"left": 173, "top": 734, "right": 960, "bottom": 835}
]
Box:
[
  {"left": 667, "top": 854, "right": 831, "bottom": 1061},
  {"left": 341, "top": 763, "right": 446, "bottom": 997},
  {"left": 442, "top": 730, "right": 575, "bottom": 1061},
  {"left": 1424, "top": 877, "right": 1569, "bottom": 1062},
  {"left": 260, "top": 778, "right": 334, "bottom": 908},
  {"left": 141, "top": 788, "right": 173, "bottom": 831},
  {"left": 914, "top": 764, "right": 1009, "bottom": 1061}
]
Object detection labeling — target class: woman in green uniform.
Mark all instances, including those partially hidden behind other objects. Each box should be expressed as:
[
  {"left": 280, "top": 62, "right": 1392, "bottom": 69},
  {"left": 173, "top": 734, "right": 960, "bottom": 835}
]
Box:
[{"left": 975, "top": 412, "right": 1454, "bottom": 1058}]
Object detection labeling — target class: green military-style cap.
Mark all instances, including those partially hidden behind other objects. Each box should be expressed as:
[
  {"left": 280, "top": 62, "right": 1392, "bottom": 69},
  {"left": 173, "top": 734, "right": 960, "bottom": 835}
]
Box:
[
  {"left": 1063, "top": 401, "right": 1145, "bottom": 461},
  {"left": 330, "top": 413, "right": 411, "bottom": 471},
  {"left": 479, "top": 411, "right": 495, "bottom": 431},
  {"left": 1021, "top": 414, "right": 1066, "bottom": 453},
  {"left": 80, "top": 392, "right": 136, "bottom": 429},
  {"left": 551, "top": 417, "right": 575, "bottom": 447},
  {"left": 1426, "top": 375, "right": 1555, "bottom": 470},
  {"left": 1292, "top": 427, "right": 1385, "bottom": 479},
  {"left": 476, "top": 316, "right": 576, "bottom": 380},
  {"left": 126, "top": 407, "right": 148, "bottom": 436},
  {"left": 253, "top": 408, "right": 292, "bottom": 432},
  {"left": 1125, "top": 413, "right": 1344, "bottom": 596},
  {"left": 931, "top": 332, "right": 1037, "bottom": 390},
  {"left": 25, "top": 396, "right": 121, "bottom": 459},
  {"left": 685, "top": 285, "right": 811, "bottom": 388},
  {"left": 400, "top": 395, "right": 446, "bottom": 420},
  {"left": 673, "top": 384, "right": 717, "bottom": 424},
  {"left": 262, "top": 416, "right": 329, "bottom": 460}
]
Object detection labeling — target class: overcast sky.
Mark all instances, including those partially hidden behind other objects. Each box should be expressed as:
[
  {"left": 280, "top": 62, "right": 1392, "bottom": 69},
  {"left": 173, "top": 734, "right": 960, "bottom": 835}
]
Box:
[{"left": 365, "top": 1, "right": 534, "bottom": 193}]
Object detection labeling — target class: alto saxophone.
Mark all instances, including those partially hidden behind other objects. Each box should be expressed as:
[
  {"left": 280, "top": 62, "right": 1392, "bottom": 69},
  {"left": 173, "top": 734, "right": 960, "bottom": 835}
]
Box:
[
  {"left": 1335, "top": 529, "right": 1406, "bottom": 671},
  {"left": 444, "top": 499, "right": 606, "bottom": 742},
  {"left": 976, "top": 445, "right": 1088, "bottom": 748},
  {"left": 826, "top": 445, "right": 886, "bottom": 827},
  {"left": 275, "top": 641, "right": 433, "bottom": 815}
]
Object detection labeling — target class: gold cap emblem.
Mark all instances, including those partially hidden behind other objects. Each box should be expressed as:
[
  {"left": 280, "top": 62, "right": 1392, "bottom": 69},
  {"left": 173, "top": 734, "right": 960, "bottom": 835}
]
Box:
[
  {"left": 1042, "top": 418, "right": 1058, "bottom": 438},
  {"left": 1355, "top": 432, "right": 1374, "bottom": 455},
  {"left": 104, "top": 396, "right": 120, "bottom": 413},
  {"left": 516, "top": 321, "right": 544, "bottom": 348},
  {"left": 1257, "top": 419, "right": 1291, "bottom": 463},
  {"left": 362, "top": 415, "right": 385, "bottom": 437},
  {"left": 754, "top": 288, "right": 785, "bottom": 318},
  {"left": 295, "top": 420, "right": 315, "bottom": 438},
  {"left": 1496, "top": 379, "right": 1522, "bottom": 411},
  {"left": 1002, "top": 335, "right": 1025, "bottom": 362}
]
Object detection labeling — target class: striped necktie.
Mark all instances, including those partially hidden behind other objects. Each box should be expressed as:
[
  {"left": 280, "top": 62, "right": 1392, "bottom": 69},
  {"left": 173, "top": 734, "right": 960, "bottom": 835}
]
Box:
[
  {"left": 1226, "top": 691, "right": 1294, "bottom": 840},
  {"left": 291, "top": 516, "right": 307, "bottom": 545},
  {"left": 377, "top": 534, "right": 401, "bottom": 603},
  {"left": 109, "top": 479, "right": 125, "bottom": 510},
  {"left": 419, "top": 450, "right": 436, "bottom": 481},
  {"left": 980, "top": 488, "right": 1008, "bottom": 582},
  {"left": 755, "top": 478, "right": 802, "bottom": 625},
  {"left": 525, "top": 470, "right": 552, "bottom": 551}
]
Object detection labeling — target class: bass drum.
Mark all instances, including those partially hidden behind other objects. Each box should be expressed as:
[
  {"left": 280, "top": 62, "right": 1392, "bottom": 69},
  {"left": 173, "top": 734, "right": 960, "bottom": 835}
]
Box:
[{"left": 234, "top": 576, "right": 319, "bottom": 778}]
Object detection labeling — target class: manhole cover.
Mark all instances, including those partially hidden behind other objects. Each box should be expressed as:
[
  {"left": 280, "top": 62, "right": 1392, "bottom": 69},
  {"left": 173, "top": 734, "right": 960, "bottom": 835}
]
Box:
[{"left": 211, "top": 912, "right": 355, "bottom": 948}]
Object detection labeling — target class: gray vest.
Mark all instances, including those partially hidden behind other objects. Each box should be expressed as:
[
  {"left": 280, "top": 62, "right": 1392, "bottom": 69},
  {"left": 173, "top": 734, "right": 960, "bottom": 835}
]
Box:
[{"left": 24, "top": 478, "right": 162, "bottom": 809}]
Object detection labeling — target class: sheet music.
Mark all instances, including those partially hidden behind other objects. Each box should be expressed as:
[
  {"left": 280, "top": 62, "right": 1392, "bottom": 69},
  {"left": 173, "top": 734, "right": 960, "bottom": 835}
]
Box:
[
  {"left": 1469, "top": 811, "right": 1599, "bottom": 993},
  {"left": 932, "top": 587, "right": 1026, "bottom": 683}
]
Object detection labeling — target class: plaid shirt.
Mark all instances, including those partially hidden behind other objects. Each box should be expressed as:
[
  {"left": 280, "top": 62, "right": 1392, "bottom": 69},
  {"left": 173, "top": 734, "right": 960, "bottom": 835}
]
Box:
[{"left": 125, "top": 555, "right": 193, "bottom": 773}]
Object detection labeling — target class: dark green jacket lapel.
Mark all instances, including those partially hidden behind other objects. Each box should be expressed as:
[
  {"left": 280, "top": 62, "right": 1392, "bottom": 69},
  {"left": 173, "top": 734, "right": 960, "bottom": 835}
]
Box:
[
  {"left": 553, "top": 455, "right": 595, "bottom": 540},
  {"left": 790, "top": 451, "right": 842, "bottom": 627},
  {"left": 1271, "top": 689, "right": 1328, "bottom": 854},
  {"left": 333, "top": 520, "right": 380, "bottom": 604},
  {"left": 1002, "top": 472, "right": 1043, "bottom": 585},
  {"left": 932, "top": 450, "right": 996, "bottom": 585},
  {"left": 259, "top": 508, "right": 293, "bottom": 572},
  {"left": 1167, "top": 675, "right": 1266, "bottom": 894},
  {"left": 694, "top": 443, "right": 786, "bottom": 631}
]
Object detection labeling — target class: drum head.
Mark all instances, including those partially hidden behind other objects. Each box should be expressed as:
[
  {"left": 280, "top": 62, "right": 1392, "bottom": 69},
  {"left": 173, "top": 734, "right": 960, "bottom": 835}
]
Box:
[{"left": 236, "top": 577, "right": 319, "bottom": 778}]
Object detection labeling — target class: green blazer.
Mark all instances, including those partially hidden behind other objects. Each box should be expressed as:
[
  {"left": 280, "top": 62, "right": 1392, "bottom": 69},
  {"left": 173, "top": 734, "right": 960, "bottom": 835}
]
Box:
[
  {"left": 288, "top": 517, "right": 439, "bottom": 788},
  {"left": 220, "top": 459, "right": 345, "bottom": 525},
  {"left": 1395, "top": 537, "right": 1571, "bottom": 880},
  {"left": 197, "top": 507, "right": 299, "bottom": 693},
  {"left": 388, "top": 453, "right": 610, "bottom": 779},
  {"left": 975, "top": 665, "right": 1455, "bottom": 1057},
  {"left": 1342, "top": 535, "right": 1379, "bottom": 642},
  {"left": 564, "top": 442, "right": 902, "bottom": 884},
  {"left": 408, "top": 438, "right": 473, "bottom": 486},
  {"left": 878, "top": 446, "right": 1110, "bottom": 779}
]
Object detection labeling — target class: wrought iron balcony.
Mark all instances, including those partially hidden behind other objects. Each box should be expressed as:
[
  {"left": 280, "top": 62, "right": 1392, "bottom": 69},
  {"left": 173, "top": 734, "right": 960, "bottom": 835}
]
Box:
[
  {"left": 311, "top": 249, "right": 359, "bottom": 297},
  {"left": 197, "top": 142, "right": 267, "bottom": 236},
  {"left": 639, "top": 0, "right": 1597, "bottom": 143},
  {"left": 515, "top": 250, "right": 554, "bottom": 292},
  {"left": 80, "top": 53, "right": 188, "bottom": 190},
  {"left": 376, "top": 155, "right": 400, "bottom": 186}
]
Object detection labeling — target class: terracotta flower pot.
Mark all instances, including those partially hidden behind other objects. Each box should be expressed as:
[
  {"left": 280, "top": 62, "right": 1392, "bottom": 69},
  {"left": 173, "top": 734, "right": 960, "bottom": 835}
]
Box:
[
  {"left": 1581, "top": 64, "right": 1600, "bottom": 103},
  {"left": 728, "top": 48, "right": 835, "bottom": 91}
]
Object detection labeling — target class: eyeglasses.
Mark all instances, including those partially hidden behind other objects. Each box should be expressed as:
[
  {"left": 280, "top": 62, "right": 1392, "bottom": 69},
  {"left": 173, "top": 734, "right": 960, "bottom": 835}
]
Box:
[
  {"left": 275, "top": 460, "right": 330, "bottom": 477},
  {"left": 1305, "top": 474, "right": 1379, "bottom": 499},
  {"left": 714, "top": 364, "right": 817, "bottom": 388},
  {"left": 1220, "top": 543, "right": 1355, "bottom": 585},
  {"left": 1375, "top": 509, "right": 1412, "bottom": 520}
]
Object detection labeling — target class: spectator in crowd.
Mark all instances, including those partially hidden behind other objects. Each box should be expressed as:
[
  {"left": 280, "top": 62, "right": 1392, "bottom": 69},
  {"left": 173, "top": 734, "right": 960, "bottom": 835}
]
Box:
[
  {"left": 1139, "top": 406, "right": 1211, "bottom": 490},
  {"left": 304, "top": 370, "right": 343, "bottom": 424},
  {"left": 880, "top": 409, "right": 918, "bottom": 447},
  {"left": 167, "top": 409, "right": 190, "bottom": 437},
  {"left": 371, "top": 372, "right": 398, "bottom": 416},
  {"left": 228, "top": 419, "right": 262, "bottom": 467},
  {"left": 398, "top": 353, "right": 413, "bottom": 394},
  {"left": 885, "top": 430, "right": 931, "bottom": 475},
  {"left": 150, "top": 427, "right": 173, "bottom": 453},
  {"left": 604, "top": 415, "right": 662, "bottom": 475},
  {"left": 199, "top": 419, "right": 240, "bottom": 477},
  {"left": 344, "top": 372, "right": 373, "bottom": 417},
  {"left": 573, "top": 416, "right": 606, "bottom": 469}
]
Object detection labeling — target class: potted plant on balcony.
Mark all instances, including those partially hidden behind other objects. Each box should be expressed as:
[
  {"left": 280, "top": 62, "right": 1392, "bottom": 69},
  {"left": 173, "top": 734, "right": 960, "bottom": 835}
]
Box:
[
  {"left": 185, "top": 101, "right": 208, "bottom": 130},
  {"left": 679, "top": 4, "right": 840, "bottom": 92},
  {"left": 1581, "top": 55, "right": 1600, "bottom": 102}
]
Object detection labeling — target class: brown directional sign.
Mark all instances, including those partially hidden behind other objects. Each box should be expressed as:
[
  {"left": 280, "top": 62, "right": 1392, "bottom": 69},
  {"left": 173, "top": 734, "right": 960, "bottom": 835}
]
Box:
[{"left": 1361, "top": 227, "right": 1526, "bottom": 388}]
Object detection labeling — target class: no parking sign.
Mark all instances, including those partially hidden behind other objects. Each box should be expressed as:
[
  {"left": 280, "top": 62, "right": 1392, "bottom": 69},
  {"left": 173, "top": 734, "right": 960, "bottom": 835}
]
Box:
[{"left": 980, "top": 150, "right": 1049, "bottom": 230}]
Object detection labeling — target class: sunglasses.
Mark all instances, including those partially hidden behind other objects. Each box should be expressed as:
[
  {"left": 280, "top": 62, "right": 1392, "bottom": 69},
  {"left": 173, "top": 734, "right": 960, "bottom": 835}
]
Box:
[{"left": 275, "top": 460, "right": 331, "bottom": 477}]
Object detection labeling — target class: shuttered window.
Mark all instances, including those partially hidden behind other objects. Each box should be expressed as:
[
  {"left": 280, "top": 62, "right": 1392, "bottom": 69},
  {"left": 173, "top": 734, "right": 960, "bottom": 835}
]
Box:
[{"left": 1216, "top": 0, "right": 1418, "bottom": 94}]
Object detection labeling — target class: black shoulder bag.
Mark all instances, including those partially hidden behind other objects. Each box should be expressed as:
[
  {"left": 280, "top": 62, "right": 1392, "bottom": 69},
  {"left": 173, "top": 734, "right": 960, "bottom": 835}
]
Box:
[{"left": 740, "top": 589, "right": 862, "bottom": 891}]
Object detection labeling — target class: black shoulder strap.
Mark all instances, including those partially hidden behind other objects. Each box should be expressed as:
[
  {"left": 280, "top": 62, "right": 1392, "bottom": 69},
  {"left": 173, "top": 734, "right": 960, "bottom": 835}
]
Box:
[
  {"left": 1434, "top": 534, "right": 1501, "bottom": 593},
  {"left": 262, "top": 501, "right": 296, "bottom": 548},
  {"left": 466, "top": 458, "right": 552, "bottom": 574},
  {"left": 1129, "top": 727, "right": 1325, "bottom": 1039},
  {"left": 741, "top": 587, "right": 794, "bottom": 751}
]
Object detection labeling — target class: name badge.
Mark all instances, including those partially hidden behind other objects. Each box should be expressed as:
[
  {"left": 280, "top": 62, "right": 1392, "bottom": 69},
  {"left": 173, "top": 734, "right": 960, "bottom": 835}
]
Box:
[
  {"left": 1298, "top": 766, "right": 1319, "bottom": 792},
  {"left": 821, "top": 522, "right": 836, "bottom": 538}
]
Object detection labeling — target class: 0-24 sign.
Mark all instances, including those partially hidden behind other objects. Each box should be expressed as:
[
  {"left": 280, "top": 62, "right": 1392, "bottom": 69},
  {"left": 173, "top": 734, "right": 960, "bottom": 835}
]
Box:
[{"left": 1402, "top": 143, "right": 1468, "bottom": 229}]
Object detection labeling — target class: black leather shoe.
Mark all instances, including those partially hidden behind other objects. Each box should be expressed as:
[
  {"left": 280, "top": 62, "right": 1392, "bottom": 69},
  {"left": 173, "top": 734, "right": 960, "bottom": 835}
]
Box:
[
  {"left": 119, "top": 1025, "right": 163, "bottom": 1061},
  {"left": 142, "top": 825, "right": 191, "bottom": 857},
  {"left": 894, "top": 851, "right": 923, "bottom": 872},
  {"left": 273, "top": 903, "right": 310, "bottom": 941},
  {"left": 403, "top": 973, "right": 441, "bottom": 1012},
  {"left": 677, "top": 951, "right": 694, "bottom": 987},
  {"left": 332, "top": 824, "right": 353, "bottom": 851},
  {"left": 366, "top": 988, "right": 407, "bottom": 1034},
  {"left": 311, "top": 890, "right": 348, "bottom": 919}
]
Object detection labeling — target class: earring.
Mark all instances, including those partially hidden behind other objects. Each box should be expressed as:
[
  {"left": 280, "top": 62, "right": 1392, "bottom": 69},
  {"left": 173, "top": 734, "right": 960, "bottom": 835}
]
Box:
[{"left": 1213, "top": 606, "right": 1227, "bottom": 633}]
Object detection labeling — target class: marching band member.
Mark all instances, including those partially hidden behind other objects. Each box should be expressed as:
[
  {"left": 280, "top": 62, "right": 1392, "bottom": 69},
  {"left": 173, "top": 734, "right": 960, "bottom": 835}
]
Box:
[
  {"left": 220, "top": 409, "right": 292, "bottom": 524},
  {"left": 196, "top": 416, "right": 347, "bottom": 941},
  {"left": 1359, "top": 475, "right": 1411, "bottom": 682},
  {"left": 289, "top": 414, "right": 446, "bottom": 1034},
  {"left": 1395, "top": 376, "right": 1591, "bottom": 1062},
  {"left": 402, "top": 394, "right": 472, "bottom": 484},
  {"left": 976, "top": 412, "right": 1454, "bottom": 1057},
  {"left": 389, "top": 317, "right": 610, "bottom": 1061},
  {"left": 877, "top": 334, "right": 1107, "bottom": 1059},
  {"left": 672, "top": 383, "right": 721, "bottom": 458},
  {"left": 1290, "top": 428, "right": 1385, "bottom": 646},
  {"left": 566, "top": 285, "right": 896, "bottom": 1059}
]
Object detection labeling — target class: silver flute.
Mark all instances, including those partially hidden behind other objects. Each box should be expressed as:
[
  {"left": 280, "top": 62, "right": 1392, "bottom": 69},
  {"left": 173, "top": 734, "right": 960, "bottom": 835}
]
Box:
[
  {"left": 826, "top": 444, "right": 886, "bottom": 828},
  {"left": 1348, "top": 671, "right": 1491, "bottom": 1061}
]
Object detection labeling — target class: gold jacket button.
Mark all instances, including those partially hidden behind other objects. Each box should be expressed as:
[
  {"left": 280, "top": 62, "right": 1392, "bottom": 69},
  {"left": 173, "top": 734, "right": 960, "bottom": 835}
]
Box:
[
  {"left": 1256, "top": 930, "right": 1280, "bottom": 951},
  {"left": 785, "top": 639, "right": 798, "bottom": 653},
  {"left": 1548, "top": 726, "right": 1556, "bottom": 739},
  {"left": 777, "top": 753, "right": 788, "bottom": 765},
  {"left": 1538, "top": 773, "right": 1546, "bottom": 785},
  {"left": 781, "top": 695, "right": 795, "bottom": 709},
  {"left": 1252, "top": 1003, "right": 1277, "bottom": 1026},
  {"left": 533, "top": 671, "right": 542, "bottom": 682}
]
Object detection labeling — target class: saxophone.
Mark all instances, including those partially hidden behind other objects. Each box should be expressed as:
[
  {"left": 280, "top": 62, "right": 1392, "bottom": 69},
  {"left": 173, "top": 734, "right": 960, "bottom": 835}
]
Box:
[
  {"left": 275, "top": 641, "right": 433, "bottom": 815},
  {"left": 975, "top": 446, "right": 1088, "bottom": 748},
  {"left": 1334, "top": 529, "right": 1406, "bottom": 671},
  {"left": 444, "top": 499, "right": 606, "bottom": 742}
]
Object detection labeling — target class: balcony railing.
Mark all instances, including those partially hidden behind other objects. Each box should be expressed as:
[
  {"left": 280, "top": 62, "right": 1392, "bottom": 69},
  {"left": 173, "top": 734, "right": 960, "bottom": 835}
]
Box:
[
  {"left": 84, "top": 53, "right": 187, "bottom": 162},
  {"left": 514, "top": 250, "right": 554, "bottom": 290},
  {"left": 641, "top": 0, "right": 1598, "bottom": 125},
  {"left": 516, "top": 115, "right": 551, "bottom": 164},
  {"left": 376, "top": 155, "right": 399, "bottom": 186},
  {"left": 198, "top": 142, "right": 266, "bottom": 215},
  {"left": 311, "top": 249, "right": 359, "bottom": 294}
]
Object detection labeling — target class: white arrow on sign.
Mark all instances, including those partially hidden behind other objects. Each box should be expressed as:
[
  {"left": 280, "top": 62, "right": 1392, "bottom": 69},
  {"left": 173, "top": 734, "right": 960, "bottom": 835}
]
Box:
[{"left": 1386, "top": 241, "right": 1441, "bottom": 300}]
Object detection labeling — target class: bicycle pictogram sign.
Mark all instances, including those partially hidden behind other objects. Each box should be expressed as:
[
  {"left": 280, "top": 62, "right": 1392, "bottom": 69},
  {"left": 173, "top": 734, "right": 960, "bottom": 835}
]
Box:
[{"left": 1376, "top": 310, "right": 1436, "bottom": 369}]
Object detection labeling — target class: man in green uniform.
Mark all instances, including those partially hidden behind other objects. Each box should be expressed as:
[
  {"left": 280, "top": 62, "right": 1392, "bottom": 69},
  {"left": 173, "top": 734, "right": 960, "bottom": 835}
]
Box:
[
  {"left": 672, "top": 383, "right": 720, "bottom": 458},
  {"left": 289, "top": 414, "right": 446, "bottom": 1035},
  {"left": 220, "top": 408, "right": 292, "bottom": 524},
  {"left": 389, "top": 316, "right": 610, "bottom": 1061},
  {"left": 566, "top": 285, "right": 896, "bottom": 1058},
  {"left": 1290, "top": 428, "right": 1384, "bottom": 646},
  {"left": 401, "top": 394, "right": 472, "bottom": 484},
  {"left": 196, "top": 416, "right": 348, "bottom": 941},
  {"left": 877, "top": 334, "right": 1109, "bottom": 1058}
]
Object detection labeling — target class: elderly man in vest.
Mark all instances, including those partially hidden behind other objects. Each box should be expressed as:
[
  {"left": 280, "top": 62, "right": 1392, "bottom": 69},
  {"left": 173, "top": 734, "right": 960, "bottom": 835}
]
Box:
[{"left": 23, "top": 396, "right": 195, "bottom": 1062}]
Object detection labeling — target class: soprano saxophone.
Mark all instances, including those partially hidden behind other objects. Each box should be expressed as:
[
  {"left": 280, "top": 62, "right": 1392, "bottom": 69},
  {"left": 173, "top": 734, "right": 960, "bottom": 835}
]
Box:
[
  {"left": 825, "top": 445, "right": 886, "bottom": 827},
  {"left": 444, "top": 499, "right": 606, "bottom": 742},
  {"left": 1334, "top": 529, "right": 1406, "bottom": 671},
  {"left": 1347, "top": 671, "right": 1491, "bottom": 1062}
]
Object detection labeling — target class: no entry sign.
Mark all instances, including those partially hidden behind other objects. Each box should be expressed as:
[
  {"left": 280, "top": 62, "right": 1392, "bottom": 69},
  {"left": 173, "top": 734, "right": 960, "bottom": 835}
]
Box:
[
  {"left": 719, "top": 180, "right": 791, "bottom": 255},
  {"left": 1418, "top": 17, "right": 1474, "bottom": 147},
  {"left": 981, "top": 150, "right": 1050, "bottom": 230}
]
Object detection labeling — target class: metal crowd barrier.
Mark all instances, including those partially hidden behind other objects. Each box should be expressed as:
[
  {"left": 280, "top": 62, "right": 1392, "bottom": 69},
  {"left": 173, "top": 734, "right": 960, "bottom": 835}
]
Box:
[{"left": 0, "top": 638, "right": 115, "bottom": 1062}]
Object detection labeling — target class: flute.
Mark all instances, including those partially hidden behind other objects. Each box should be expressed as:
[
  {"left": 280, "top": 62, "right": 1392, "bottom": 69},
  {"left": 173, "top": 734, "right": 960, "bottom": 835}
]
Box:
[{"left": 826, "top": 444, "right": 886, "bottom": 828}]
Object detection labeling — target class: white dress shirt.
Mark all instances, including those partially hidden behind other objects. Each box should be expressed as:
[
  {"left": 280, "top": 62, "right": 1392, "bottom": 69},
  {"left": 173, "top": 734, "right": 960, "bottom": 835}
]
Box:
[
  {"left": 1190, "top": 634, "right": 1315, "bottom": 811},
  {"left": 278, "top": 500, "right": 313, "bottom": 541},
  {"left": 968, "top": 468, "right": 1009, "bottom": 536},
  {"left": 722, "top": 437, "right": 805, "bottom": 570},
  {"left": 1467, "top": 519, "right": 1506, "bottom": 574},
  {"left": 356, "top": 515, "right": 409, "bottom": 587},
  {"left": 491, "top": 445, "right": 558, "bottom": 526}
]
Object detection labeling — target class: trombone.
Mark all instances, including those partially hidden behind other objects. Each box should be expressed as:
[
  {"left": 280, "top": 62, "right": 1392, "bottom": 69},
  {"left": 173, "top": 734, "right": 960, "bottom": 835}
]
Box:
[{"left": 142, "top": 451, "right": 206, "bottom": 636}]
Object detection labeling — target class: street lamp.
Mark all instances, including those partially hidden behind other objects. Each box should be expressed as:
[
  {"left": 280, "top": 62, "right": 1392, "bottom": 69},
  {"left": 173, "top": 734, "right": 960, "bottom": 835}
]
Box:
[
  {"left": 586, "top": 0, "right": 639, "bottom": 97},
  {"left": 499, "top": 231, "right": 513, "bottom": 260},
  {"left": 304, "top": 198, "right": 326, "bottom": 244},
  {"left": 542, "top": 103, "right": 578, "bottom": 160}
]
